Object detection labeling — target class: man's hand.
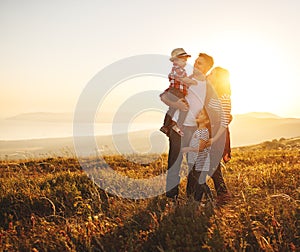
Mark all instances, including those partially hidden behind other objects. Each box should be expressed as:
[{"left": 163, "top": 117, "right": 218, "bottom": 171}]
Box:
[
  {"left": 175, "top": 98, "right": 189, "bottom": 111},
  {"left": 160, "top": 94, "right": 189, "bottom": 111}
]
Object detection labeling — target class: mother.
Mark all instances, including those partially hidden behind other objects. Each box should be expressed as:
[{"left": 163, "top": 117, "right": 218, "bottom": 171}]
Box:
[{"left": 205, "top": 66, "right": 232, "bottom": 203}]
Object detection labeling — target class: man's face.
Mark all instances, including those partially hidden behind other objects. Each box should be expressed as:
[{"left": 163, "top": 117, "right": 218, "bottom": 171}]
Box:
[{"left": 194, "top": 56, "right": 210, "bottom": 75}]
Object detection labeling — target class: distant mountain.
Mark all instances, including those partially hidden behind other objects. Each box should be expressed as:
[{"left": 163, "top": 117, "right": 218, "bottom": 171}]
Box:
[
  {"left": 0, "top": 131, "right": 299, "bottom": 161},
  {"left": 238, "top": 136, "right": 300, "bottom": 151},
  {"left": 6, "top": 111, "right": 294, "bottom": 123},
  {"left": 5, "top": 112, "right": 146, "bottom": 123},
  {"left": 0, "top": 130, "right": 169, "bottom": 160},
  {"left": 235, "top": 112, "right": 282, "bottom": 119},
  {"left": 6, "top": 112, "right": 73, "bottom": 122},
  {"left": 4, "top": 111, "right": 300, "bottom": 148},
  {"left": 230, "top": 113, "right": 300, "bottom": 146}
]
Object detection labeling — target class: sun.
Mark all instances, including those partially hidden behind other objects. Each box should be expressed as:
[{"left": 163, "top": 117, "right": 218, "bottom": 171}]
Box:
[{"left": 207, "top": 31, "right": 288, "bottom": 116}]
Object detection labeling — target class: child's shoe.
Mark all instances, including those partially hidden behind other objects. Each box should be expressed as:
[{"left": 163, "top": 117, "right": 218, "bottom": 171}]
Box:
[{"left": 160, "top": 126, "right": 170, "bottom": 136}]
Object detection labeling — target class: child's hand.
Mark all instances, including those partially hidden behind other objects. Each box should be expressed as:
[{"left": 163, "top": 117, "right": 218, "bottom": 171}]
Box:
[{"left": 181, "top": 147, "right": 190, "bottom": 153}]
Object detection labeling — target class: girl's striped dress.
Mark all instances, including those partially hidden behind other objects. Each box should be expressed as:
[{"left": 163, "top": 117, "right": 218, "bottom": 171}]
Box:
[{"left": 188, "top": 128, "right": 210, "bottom": 171}]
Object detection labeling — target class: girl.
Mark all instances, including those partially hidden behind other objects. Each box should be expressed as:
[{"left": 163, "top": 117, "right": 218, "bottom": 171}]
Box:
[{"left": 182, "top": 109, "right": 213, "bottom": 202}]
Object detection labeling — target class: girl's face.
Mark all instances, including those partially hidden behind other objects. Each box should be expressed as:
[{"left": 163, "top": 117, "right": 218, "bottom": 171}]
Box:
[{"left": 196, "top": 110, "right": 207, "bottom": 124}]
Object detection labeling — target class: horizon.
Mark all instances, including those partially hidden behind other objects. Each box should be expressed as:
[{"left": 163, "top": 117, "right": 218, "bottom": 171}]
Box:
[
  {"left": 2, "top": 110, "right": 300, "bottom": 120},
  {"left": 0, "top": 110, "right": 299, "bottom": 144}
]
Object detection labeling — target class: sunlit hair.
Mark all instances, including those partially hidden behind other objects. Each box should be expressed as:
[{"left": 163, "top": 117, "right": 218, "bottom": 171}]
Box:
[
  {"left": 209, "top": 67, "right": 231, "bottom": 96},
  {"left": 198, "top": 53, "right": 214, "bottom": 69}
]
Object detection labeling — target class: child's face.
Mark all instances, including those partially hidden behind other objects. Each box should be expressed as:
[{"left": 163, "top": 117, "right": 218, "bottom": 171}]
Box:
[
  {"left": 174, "top": 57, "right": 187, "bottom": 67},
  {"left": 196, "top": 110, "right": 208, "bottom": 125}
]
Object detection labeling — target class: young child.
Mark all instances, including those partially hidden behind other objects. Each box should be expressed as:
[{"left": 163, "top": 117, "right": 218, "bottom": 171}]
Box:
[
  {"left": 182, "top": 109, "right": 213, "bottom": 202},
  {"left": 160, "top": 48, "right": 196, "bottom": 136}
]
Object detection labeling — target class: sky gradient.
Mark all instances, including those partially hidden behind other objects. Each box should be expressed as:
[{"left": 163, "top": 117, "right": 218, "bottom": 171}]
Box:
[{"left": 1, "top": 0, "right": 300, "bottom": 118}]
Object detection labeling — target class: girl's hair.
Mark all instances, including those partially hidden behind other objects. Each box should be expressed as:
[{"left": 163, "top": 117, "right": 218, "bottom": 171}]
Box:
[{"left": 210, "top": 67, "right": 231, "bottom": 96}]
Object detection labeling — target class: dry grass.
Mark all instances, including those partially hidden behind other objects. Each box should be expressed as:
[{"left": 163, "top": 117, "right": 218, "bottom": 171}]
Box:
[{"left": 0, "top": 138, "right": 299, "bottom": 251}]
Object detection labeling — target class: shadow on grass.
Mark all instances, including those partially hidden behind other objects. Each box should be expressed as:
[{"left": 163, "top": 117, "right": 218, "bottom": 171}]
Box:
[{"left": 91, "top": 196, "right": 223, "bottom": 251}]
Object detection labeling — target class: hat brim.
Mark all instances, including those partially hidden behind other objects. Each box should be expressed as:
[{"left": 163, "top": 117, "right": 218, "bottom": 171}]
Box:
[
  {"left": 177, "top": 53, "right": 191, "bottom": 58},
  {"left": 170, "top": 53, "right": 191, "bottom": 61}
]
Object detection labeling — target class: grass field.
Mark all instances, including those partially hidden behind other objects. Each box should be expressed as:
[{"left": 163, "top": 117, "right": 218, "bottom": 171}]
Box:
[{"left": 0, "top": 138, "right": 299, "bottom": 251}]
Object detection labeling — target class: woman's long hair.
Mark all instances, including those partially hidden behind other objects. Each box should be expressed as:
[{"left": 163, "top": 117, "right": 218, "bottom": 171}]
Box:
[{"left": 208, "top": 67, "right": 231, "bottom": 97}]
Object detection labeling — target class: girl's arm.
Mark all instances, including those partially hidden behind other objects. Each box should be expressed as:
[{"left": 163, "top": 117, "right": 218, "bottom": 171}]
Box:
[
  {"left": 182, "top": 146, "right": 197, "bottom": 153},
  {"left": 182, "top": 139, "right": 207, "bottom": 153}
]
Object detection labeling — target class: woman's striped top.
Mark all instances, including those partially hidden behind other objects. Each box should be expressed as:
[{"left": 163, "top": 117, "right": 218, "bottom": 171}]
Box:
[{"left": 208, "top": 93, "right": 231, "bottom": 128}]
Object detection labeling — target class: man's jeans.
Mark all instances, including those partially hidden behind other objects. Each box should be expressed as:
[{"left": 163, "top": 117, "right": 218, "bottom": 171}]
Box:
[
  {"left": 166, "top": 125, "right": 196, "bottom": 198},
  {"left": 166, "top": 126, "right": 228, "bottom": 199}
]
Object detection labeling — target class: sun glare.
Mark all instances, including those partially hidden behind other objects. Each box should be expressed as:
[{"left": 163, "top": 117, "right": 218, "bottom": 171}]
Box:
[{"left": 208, "top": 32, "right": 288, "bottom": 115}]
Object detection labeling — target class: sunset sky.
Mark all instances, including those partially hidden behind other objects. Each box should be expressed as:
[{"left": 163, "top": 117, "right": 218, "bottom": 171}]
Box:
[{"left": 1, "top": 0, "right": 300, "bottom": 119}]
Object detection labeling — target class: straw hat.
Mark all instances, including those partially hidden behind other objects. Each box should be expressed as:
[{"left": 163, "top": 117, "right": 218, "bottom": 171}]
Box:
[{"left": 170, "top": 48, "right": 191, "bottom": 62}]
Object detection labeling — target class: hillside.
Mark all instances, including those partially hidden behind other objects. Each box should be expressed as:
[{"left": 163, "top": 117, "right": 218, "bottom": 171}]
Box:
[
  {"left": 0, "top": 130, "right": 169, "bottom": 160},
  {"left": 1, "top": 112, "right": 299, "bottom": 159},
  {"left": 230, "top": 114, "right": 300, "bottom": 146},
  {"left": 6, "top": 112, "right": 73, "bottom": 122},
  {"left": 0, "top": 139, "right": 299, "bottom": 251}
]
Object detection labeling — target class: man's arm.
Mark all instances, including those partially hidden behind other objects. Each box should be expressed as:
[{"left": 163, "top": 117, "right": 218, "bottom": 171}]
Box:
[{"left": 179, "top": 77, "right": 197, "bottom": 87}]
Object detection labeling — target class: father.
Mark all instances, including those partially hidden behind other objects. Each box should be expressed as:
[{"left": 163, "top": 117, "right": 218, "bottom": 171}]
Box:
[{"left": 161, "top": 53, "right": 215, "bottom": 200}]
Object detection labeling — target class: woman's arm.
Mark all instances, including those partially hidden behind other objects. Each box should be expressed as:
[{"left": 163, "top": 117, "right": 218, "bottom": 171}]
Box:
[
  {"left": 210, "top": 126, "right": 227, "bottom": 145},
  {"left": 210, "top": 95, "right": 232, "bottom": 145}
]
